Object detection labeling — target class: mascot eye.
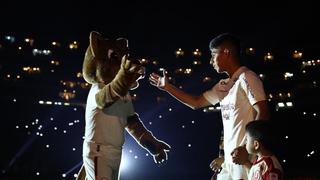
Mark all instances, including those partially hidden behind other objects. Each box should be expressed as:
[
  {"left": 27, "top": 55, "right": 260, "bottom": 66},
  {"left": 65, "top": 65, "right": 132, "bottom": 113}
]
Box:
[
  {"left": 107, "top": 49, "right": 119, "bottom": 60},
  {"left": 110, "top": 52, "right": 118, "bottom": 59}
]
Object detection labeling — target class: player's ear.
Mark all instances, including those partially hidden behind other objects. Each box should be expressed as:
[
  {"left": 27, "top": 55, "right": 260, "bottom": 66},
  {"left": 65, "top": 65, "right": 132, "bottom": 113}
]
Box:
[{"left": 253, "top": 140, "right": 260, "bottom": 150}]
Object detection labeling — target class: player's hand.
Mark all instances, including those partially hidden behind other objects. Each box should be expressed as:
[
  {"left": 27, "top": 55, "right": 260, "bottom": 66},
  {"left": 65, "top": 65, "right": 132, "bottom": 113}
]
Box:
[
  {"left": 231, "top": 146, "right": 249, "bottom": 165},
  {"left": 209, "top": 156, "right": 224, "bottom": 172},
  {"left": 149, "top": 68, "right": 169, "bottom": 91}
]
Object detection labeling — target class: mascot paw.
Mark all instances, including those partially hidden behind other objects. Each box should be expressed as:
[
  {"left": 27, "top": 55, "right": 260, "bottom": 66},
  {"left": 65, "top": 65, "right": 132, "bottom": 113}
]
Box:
[{"left": 152, "top": 141, "right": 171, "bottom": 165}]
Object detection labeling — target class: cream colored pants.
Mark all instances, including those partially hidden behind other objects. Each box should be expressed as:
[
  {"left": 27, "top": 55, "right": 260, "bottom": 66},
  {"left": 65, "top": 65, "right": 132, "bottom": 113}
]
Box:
[{"left": 83, "top": 141, "right": 122, "bottom": 180}]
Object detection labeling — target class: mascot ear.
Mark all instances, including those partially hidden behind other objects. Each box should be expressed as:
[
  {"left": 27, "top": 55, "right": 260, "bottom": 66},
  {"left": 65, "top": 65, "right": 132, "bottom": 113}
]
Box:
[
  {"left": 89, "top": 31, "right": 104, "bottom": 57},
  {"left": 116, "top": 38, "right": 129, "bottom": 51}
]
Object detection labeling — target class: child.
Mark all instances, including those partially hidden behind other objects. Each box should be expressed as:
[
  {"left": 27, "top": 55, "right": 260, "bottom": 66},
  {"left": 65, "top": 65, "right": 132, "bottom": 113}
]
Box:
[{"left": 232, "top": 120, "right": 283, "bottom": 180}]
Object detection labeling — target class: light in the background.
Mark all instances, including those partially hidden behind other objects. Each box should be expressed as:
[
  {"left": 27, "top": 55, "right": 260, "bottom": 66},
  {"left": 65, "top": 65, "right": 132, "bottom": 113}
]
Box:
[
  {"left": 50, "top": 60, "right": 60, "bottom": 66},
  {"left": 59, "top": 91, "right": 76, "bottom": 100},
  {"left": 69, "top": 41, "right": 78, "bottom": 49},
  {"left": 175, "top": 48, "right": 184, "bottom": 57},
  {"left": 203, "top": 76, "right": 212, "bottom": 83},
  {"left": 51, "top": 41, "right": 61, "bottom": 47},
  {"left": 192, "top": 49, "right": 202, "bottom": 56},
  {"left": 276, "top": 102, "right": 294, "bottom": 110},
  {"left": 76, "top": 72, "right": 82, "bottom": 78},
  {"left": 264, "top": 52, "right": 274, "bottom": 62},
  {"left": 193, "top": 60, "right": 201, "bottom": 65},
  {"left": 259, "top": 74, "right": 265, "bottom": 80},
  {"left": 184, "top": 68, "right": 192, "bottom": 75},
  {"left": 5, "top": 35, "right": 15, "bottom": 43},
  {"left": 175, "top": 68, "right": 183, "bottom": 74},
  {"left": 24, "top": 38, "right": 34, "bottom": 46},
  {"left": 245, "top": 47, "right": 255, "bottom": 54},
  {"left": 292, "top": 50, "right": 303, "bottom": 59},
  {"left": 22, "top": 66, "right": 41, "bottom": 73},
  {"left": 139, "top": 58, "right": 149, "bottom": 65},
  {"left": 32, "top": 49, "right": 51, "bottom": 56},
  {"left": 310, "top": 150, "right": 315, "bottom": 155},
  {"left": 277, "top": 102, "right": 285, "bottom": 107},
  {"left": 152, "top": 60, "right": 158, "bottom": 65},
  {"left": 286, "top": 102, "right": 293, "bottom": 107},
  {"left": 284, "top": 72, "right": 293, "bottom": 80},
  {"left": 120, "top": 152, "right": 132, "bottom": 173}
]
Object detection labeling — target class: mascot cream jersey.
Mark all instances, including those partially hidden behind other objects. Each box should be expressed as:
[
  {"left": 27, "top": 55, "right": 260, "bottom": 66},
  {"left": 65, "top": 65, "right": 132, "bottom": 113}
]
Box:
[
  {"left": 77, "top": 31, "right": 171, "bottom": 180},
  {"left": 84, "top": 85, "right": 133, "bottom": 147}
]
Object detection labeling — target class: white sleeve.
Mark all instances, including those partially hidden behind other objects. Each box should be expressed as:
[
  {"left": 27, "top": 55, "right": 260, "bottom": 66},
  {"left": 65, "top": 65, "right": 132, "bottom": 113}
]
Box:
[
  {"left": 240, "top": 71, "right": 267, "bottom": 105},
  {"left": 203, "top": 80, "right": 226, "bottom": 105}
]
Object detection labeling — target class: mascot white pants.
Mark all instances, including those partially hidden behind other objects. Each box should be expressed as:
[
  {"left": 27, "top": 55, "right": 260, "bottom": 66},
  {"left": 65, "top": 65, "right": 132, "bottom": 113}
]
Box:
[{"left": 83, "top": 141, "right": 121, "bottom": 180}]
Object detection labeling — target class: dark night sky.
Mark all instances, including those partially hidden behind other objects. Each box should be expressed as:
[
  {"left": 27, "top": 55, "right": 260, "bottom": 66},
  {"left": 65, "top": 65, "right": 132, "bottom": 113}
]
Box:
[{"left": 2, "top": 0, "right": 320, "bottom": 57}]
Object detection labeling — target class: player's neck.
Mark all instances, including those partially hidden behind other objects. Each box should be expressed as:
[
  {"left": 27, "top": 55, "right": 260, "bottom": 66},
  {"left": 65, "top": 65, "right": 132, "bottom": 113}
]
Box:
[
  {"left": 227, "top": 64, "right": 242, "bottom": 78},
  {"left": 257, "top": 148, "right": 274, "bottom": 160}
]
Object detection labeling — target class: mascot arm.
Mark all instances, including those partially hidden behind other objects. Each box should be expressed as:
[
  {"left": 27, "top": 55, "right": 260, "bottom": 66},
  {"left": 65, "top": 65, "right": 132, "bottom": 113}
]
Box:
[
  {"left": 95, "top": 83, "right": 119, "bottom": 109},
  {"left": 126, "top": 113, "right": 171, "bottom": 164},
  {"left": 110, "top": 55, "right": 143, "bottom": 97},
  {"left": 95, "top": 55, "right": 143, "bottom": 109}
]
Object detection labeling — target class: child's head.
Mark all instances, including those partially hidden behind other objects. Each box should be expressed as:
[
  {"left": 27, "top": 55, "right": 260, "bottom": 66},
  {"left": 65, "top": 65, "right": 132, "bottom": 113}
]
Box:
[{"left": 245, "top": 120, "right": 275, "bottom": 155}]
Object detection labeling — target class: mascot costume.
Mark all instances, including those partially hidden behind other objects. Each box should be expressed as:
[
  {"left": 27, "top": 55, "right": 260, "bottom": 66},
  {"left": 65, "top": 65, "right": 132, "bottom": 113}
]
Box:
[{"left": 76, "top": 31, "right": 171, "bottom": 180}]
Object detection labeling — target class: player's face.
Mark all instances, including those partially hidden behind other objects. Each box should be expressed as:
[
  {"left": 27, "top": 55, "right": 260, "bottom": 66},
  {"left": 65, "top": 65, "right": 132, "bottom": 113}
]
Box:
[
  {"left": 245, "top": 132, "right": 256, "bottom": 154},
  {"left": 210, "top": 47, "right": 226, "bottom": 73}
]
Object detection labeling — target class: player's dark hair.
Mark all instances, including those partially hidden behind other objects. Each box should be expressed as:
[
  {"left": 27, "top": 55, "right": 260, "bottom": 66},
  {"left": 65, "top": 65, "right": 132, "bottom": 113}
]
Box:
[{"left": 209, "top": 33, "right": 241, "bottom": 56}]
